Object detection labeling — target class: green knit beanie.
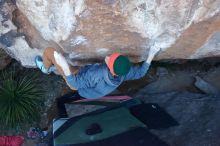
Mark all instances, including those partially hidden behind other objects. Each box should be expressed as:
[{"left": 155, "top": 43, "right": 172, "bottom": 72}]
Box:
[{"left": 113, "top": 56, "right": 131, "bottom": 76}]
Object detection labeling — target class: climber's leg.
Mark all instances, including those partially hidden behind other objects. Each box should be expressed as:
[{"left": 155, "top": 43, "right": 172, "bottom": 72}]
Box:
[
  {"left": 35, "top": 55, "right": 52, "bottom": 74},
  {"left": 42, "top": 47, "right": 65, "bottom": 76}
]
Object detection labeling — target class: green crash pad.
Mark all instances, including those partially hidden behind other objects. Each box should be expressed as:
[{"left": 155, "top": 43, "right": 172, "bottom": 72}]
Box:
[{"left": 55, "top": 107, "right": 146, "bottom": 145}]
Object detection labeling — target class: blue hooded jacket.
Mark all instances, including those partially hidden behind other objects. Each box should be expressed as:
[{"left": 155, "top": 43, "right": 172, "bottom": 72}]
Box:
[{"left": 65, "top": 62, "right": 150, "bottom": 99}]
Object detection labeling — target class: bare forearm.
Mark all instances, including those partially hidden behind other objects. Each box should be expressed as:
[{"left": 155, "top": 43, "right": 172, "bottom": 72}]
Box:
[
  {"left": 54, "top": 51, "right": 71, "bottom": 76},
  {"left": 145, "top": 46, "right": 161, "bottom": 64},
  {"left": 63, "top": 67, "right": 71, "bottom": 76},
  {"left": 146, "top": 54, "right": 155, "bottom": 64}
]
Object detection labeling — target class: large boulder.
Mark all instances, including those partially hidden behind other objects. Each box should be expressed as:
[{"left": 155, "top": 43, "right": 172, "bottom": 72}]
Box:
[{"left": 0, "top": 0, "right": 220, "bottom": 67}]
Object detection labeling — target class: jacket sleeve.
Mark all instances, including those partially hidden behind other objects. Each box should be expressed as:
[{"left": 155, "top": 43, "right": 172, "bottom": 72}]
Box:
[
  {"left": 65, "top": 74, "right": 82, "bottom": 89},
  {"left": 124, "top": 62, "right": 150, "bottom": 81},
  {"left": 64, "top": 64, "right": 102, "bottom": 89}
]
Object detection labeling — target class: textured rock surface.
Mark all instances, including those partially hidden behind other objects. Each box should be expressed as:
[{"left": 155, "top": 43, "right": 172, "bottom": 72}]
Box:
[
  {"left": 134, "top": 91, "right": 220, "bottom": 146},
  {"left": 0, "top": 0, "right": 220, "bottom": 67}
]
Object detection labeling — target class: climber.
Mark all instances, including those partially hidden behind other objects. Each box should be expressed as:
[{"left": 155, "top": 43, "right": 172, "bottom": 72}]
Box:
[{"left": 35, "top": 46, "right": 160, "bottom": 99}]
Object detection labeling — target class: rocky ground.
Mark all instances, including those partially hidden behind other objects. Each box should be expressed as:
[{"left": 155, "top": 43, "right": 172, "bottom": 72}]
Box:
[
  {"left": 128, "top": 59, "right": 220, "bottom": 146},
  {"left": 136, "top": 91, "right": 220, "bottom": 146},
  {"left": 1, "top": 0, "right": 220, "bottom": 67},
  {"left": 1, "top": 58, "right": 220, "bottom": 146}
]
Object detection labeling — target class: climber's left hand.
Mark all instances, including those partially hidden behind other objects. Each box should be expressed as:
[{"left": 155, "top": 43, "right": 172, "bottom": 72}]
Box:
[{"left": 54, "top": 51, "right": 71, "bottom": 76}]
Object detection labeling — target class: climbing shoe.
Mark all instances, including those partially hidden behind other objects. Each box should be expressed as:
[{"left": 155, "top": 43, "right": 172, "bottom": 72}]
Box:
[{"left": 35, "top": 56, "right": 50, "bottom": 74}]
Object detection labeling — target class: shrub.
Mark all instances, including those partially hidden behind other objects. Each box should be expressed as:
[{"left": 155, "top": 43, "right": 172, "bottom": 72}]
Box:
[{"left": 0, "top": 70, "right": 43, "bottom": 128}]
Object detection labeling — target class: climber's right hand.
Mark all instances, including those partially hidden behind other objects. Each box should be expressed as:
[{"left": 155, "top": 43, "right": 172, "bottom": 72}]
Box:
[
  {"left": 54, "top": 51, "right": 71, "bottom": 76},
  {"left": 148, "top": 46, "right": 161, "bottom": 57}
]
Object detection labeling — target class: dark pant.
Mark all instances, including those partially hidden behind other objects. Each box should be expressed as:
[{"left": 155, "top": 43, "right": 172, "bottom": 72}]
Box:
[{"left": 56, "top": 92, "right": 83, "bottom": 118}]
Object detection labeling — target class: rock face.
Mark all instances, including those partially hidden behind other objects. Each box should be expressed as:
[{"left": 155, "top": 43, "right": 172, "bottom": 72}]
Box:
[{"left": 0, "top": 0, "right": 220, "bottom": 67}]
